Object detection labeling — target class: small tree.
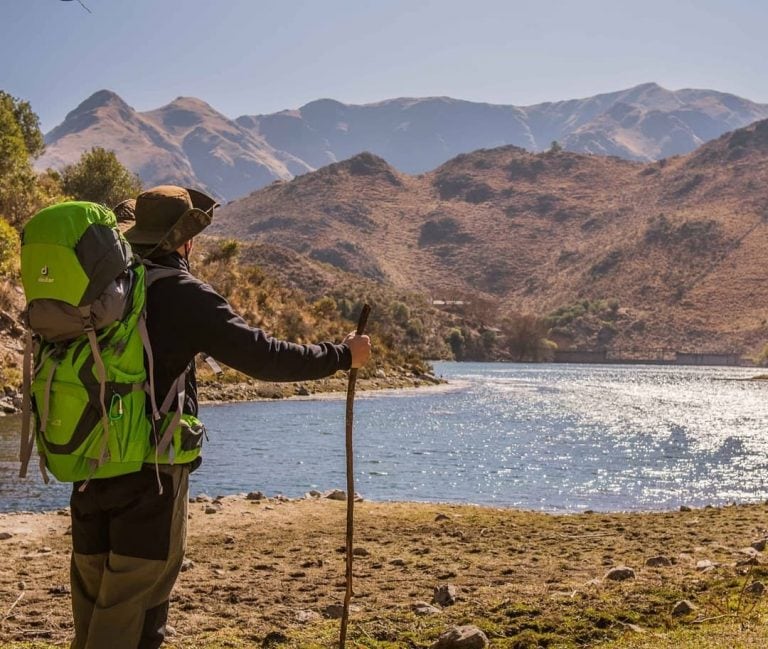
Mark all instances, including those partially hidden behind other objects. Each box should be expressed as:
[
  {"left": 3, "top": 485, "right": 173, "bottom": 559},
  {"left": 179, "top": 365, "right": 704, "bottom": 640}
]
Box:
[
  {"left": 501, "top": 313, "right": 552, "bottom": 361},
  {"left": 0, "top": 217, "right": 20, "bottom": 276},
  {"left": 0, "top": 94, "right": 63, "bottom": 226},
  {"left": 0, "top": 91, "right": 45, "bottom": 159},
  {"left": 549, "top": 140, "right": 563, "bottom": 153},
  {"left": 447, "top": 328, "right": 465, "bottom": 360},
  {"left": 61, "top": 147, "right": 142, "bottom": 207}
]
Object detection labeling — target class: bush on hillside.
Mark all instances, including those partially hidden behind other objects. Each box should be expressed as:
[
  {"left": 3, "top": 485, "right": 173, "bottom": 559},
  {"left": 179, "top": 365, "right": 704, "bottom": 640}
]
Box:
[
  {"left": 418, "top": 217, "right": 473, "bottom": 246},
  {"left": 589, "top": 250, "right": 622, "bottom": 277},
  {"left": 204, "top": 238, "right": 240, "bottom": 264},
  {"left": 645, "top": 214, "right": 723, "bottom": 252},
  {"left": 501, "top": 313, "right": 554, "bottom": 362},
  {"left": 0, "top": 218, "right": 19, "bottom": 277}
]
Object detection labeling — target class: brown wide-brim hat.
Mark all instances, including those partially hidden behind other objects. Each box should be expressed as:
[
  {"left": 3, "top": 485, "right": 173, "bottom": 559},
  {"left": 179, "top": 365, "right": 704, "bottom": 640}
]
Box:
[{"left": 123, "top": 185, "right": 219, "bottom": 258}]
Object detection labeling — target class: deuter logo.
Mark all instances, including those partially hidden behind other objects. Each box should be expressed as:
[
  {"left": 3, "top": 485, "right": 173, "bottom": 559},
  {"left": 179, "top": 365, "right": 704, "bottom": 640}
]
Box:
[{"left": 37, "top": 265, "right": 54, "bottom": 284}]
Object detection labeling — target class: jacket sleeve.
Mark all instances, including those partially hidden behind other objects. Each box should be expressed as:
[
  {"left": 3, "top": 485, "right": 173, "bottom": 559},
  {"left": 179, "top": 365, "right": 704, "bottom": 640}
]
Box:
[{"left": 171, "top": 274, "right": 352, "bottom": 382}]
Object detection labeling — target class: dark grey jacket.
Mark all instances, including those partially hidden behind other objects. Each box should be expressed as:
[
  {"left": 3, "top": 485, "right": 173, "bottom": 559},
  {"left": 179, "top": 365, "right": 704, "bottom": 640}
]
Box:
[{"left": 145, "top": 253, "right": 352, "bottom": 417}]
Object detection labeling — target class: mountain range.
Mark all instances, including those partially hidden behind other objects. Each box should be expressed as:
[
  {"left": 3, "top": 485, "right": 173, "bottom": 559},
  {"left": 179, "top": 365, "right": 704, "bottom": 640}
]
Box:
[
  {"left": 39, "top": 83, "right": 768, "bottom": 201},
  {"left": 210, "top": 117, "right": 768, "bottom": 356}
]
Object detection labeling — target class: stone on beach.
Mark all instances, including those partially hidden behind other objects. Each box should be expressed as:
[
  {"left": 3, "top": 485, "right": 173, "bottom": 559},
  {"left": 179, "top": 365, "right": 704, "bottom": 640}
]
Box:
[
  {"left": 412, "top": 601, "right": 442, "bottom": 616},
  {"left": 323, "top": 489, "right": 364, "bottom": 501},
  {"left": 672, "top": 600, "right": 697, "bottom": 616},
  {"left": 295, "top": 609, "right": 321, "bottom": 623},
  {"left": 433, "top": 584, "right": 458, "bottom": 606},
  {"left": 604, "top": 566, "right": 635, "bottom": 581},
  {"left": 324, "top": 489, "right": 347, "bottom": 501},
  {"left": 751, "top": 538, "right": 768, "bottom": 552},
  {"left": 746, "top": 581, "right": 766, "bottom": 597},
  {"left": 432, "top": 625, "right": 489, "bottom": 648}
]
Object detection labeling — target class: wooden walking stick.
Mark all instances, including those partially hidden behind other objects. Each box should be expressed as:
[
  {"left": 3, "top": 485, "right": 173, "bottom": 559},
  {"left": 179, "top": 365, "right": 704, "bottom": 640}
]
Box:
[{"left": 339, "top": 303, "right": 370, "bottom": 648}]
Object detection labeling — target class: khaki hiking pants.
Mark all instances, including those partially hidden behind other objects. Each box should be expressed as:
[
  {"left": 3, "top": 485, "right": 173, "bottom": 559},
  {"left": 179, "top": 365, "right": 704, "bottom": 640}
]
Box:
[{"left": 69, "top": 464, "right": 189, "bottom": 649}]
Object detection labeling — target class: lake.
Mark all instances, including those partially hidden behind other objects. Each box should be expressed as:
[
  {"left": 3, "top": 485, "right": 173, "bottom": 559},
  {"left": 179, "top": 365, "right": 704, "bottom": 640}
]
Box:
[{"left": 1, "top": 362, "right": 766, "bottom": 512}]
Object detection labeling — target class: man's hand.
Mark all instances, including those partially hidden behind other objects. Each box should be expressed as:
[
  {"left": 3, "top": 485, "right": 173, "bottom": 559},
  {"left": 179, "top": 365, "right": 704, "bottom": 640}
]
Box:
[{"left": 344, "top": 333, "right": 371, "bottom": 368}]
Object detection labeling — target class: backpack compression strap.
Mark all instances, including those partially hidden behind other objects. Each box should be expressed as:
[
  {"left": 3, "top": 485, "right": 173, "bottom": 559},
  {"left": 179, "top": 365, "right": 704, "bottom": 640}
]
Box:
[
  {"left": 156, "top": 373, "right": 187, "bottom": 463},
  {"left": 19, "top": 330, "right": 57, "bottom": 481},
  {"left": 19, "top": 330, "right": 35, "bottom": 478},
  {"left": 79, "top": 305, "right": 113, "bottom": 486}
]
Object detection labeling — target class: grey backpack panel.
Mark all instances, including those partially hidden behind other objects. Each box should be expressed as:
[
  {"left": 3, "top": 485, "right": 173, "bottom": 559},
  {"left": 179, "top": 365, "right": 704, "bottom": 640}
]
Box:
[
  {"left": 27, "top": 273, "right": 133, "bottom": 343},
  {"left": 74, "top": 224, "right": 133, "bottom": 306}
]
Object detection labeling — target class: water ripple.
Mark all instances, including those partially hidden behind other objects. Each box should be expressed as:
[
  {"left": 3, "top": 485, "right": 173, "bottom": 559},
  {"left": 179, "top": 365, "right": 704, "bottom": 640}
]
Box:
[{"left": 1, "top": 362, "right": 766, "bottom": 512}]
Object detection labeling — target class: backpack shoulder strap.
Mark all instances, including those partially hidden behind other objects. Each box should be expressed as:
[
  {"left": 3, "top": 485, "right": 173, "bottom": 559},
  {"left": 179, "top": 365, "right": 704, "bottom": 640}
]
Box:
[
  {"left": 138, "top": 259, "right": 190, "bottom": 467},
  {"left": 142, "top": 260, "right": 185, "bottom": 287}
]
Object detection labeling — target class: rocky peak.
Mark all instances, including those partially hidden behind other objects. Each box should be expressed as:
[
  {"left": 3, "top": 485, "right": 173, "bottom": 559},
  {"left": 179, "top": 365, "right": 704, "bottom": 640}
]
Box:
[
  {"left": 72, "top": 89, "right": 130, "bottom": 114},
  {"left": 146, "top": 96, "right": 229, "bottom": 132},
  {"left": 45, "top": 89, "right": 135, "bottom": 142},
  {"left": 334, "top": 152, "right": 402, "bottom": 185}
]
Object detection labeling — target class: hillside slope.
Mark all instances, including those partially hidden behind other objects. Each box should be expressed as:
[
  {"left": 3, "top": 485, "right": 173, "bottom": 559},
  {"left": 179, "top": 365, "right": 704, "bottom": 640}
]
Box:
[{"left": 212, "top": 120, "right": 768, "bottom": 355}]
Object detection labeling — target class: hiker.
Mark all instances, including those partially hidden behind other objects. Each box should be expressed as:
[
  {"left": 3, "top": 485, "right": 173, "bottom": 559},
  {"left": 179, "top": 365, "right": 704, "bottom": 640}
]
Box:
[{"left": 64, "top": 186, "right": 371, "bottom": 648}]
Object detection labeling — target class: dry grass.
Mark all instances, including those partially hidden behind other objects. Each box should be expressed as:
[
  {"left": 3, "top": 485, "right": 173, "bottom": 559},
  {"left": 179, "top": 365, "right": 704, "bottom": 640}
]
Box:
[{"left": 2, "top": 498, "right": 768, "bottom": 648}]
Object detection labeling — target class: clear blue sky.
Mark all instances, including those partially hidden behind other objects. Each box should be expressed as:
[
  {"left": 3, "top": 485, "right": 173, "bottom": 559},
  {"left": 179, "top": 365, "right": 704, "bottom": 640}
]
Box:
[{"left": 2, "top": 0, "right": 767, "bottom": 132}]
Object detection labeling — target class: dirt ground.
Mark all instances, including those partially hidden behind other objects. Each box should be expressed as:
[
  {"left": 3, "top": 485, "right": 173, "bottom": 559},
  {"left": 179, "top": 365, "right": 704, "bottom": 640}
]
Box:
[{"left": 2, "top": 496, "right": 768, "bottom": 648}]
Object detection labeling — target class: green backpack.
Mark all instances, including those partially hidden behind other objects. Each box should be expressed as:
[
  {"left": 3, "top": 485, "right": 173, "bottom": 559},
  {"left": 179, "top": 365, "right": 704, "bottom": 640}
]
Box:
[{"left": 19, "top": 201, "right": 204, "bottom": 486}]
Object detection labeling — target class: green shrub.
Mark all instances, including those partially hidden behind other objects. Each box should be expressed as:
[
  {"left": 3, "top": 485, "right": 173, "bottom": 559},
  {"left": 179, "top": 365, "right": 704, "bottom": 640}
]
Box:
[
  {"left": 0, "top": 216, "right": 19, "bottom": 276},
  {"left": 205, "top": 238, "right": 240, "bottom": 264}
]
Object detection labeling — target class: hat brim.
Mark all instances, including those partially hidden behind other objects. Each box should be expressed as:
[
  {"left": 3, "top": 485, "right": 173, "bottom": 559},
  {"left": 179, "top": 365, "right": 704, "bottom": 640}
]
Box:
[
  {"left": 188, "top": 188, "right": 219, "bottom": 214},
  {"left": 124, "top": 207, "right": 212, "bottom": 256},
  {"left": 122, "top": 224, "right": 167, "bottom": 245}
]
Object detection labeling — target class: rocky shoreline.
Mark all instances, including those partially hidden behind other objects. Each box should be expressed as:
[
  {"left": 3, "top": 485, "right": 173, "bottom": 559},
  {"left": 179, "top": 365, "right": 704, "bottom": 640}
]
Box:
[
  {"left": 2, "top": 496, "right": 768, "bottom": 648},
  {"left": 197, "top": 369, "right": 445, "bottom": 404},
  {"left": 0, "top": 370, "right": 446, "bottom": 418}
]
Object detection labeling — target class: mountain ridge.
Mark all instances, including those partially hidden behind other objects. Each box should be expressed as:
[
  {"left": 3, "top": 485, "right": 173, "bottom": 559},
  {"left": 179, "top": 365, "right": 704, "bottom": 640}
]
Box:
[{"left": 38, "top": 83, "right": 768, "bottom": 200}]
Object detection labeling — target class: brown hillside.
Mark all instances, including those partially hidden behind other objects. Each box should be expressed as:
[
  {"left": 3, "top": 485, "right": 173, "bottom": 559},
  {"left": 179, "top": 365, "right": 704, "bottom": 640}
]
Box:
[{"left": 212, "top": 123, "right": 768, "bottom": 356}]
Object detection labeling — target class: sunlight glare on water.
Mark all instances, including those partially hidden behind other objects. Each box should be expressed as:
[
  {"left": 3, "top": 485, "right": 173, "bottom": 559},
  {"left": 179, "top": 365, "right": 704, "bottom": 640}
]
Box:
[{"left": 1, "top": 362, "right": 766, "bottom": 512}]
